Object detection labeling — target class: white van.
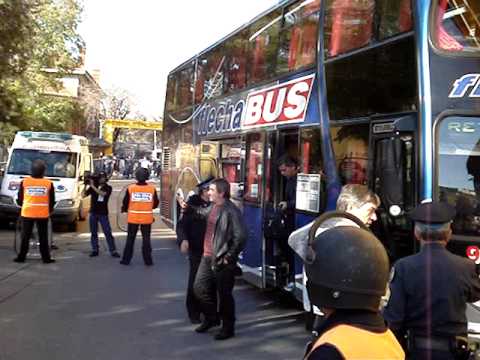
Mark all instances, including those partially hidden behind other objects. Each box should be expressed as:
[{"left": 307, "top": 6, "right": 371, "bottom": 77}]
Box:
[{"left": 0, "top": 131, "right": 93, "bottom": 229}]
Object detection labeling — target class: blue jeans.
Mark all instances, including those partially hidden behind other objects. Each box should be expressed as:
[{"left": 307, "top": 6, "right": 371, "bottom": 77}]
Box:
[{"left": 89, "top": 213, "right": 116, "bottom": 253}]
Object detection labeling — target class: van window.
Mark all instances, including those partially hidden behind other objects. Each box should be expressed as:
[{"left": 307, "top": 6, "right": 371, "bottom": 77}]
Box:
[{"left": 8, "top": 149, "right": 77, "bottom": 178}]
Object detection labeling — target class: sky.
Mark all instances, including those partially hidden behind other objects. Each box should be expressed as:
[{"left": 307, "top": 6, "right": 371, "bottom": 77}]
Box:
[{"left": 79, "top": 0, "right": 278, "bottom": 119}]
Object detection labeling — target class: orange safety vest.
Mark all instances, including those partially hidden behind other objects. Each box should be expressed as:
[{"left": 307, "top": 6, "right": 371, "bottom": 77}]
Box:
[
  {"left": 306, "top": 324, "right": 405, "bottom": 360},
  {"left": 21, "top": 177, "right": 52, "bottom": 219},
  {"left": 127, "top": 184, "right": 156, "bottom": 224}
]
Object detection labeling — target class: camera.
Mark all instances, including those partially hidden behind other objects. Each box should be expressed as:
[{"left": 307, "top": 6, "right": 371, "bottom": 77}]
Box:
[{"left": 83, "top": 172, "right": 99, "bottom": 186}]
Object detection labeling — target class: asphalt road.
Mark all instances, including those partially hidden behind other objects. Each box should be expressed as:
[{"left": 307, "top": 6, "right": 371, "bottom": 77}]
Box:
[{"left": 0, "top": 180, "right": 308, "bottom": 360}]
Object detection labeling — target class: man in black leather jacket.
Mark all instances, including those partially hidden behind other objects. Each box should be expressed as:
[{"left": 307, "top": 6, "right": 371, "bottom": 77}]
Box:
[{"left": 181, "top": 178, "right": 246, "bottom": 340}]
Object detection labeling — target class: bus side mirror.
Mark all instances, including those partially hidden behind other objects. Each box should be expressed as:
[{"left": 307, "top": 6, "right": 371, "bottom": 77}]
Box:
[{"left": 375, "top": 138, "right": 405, "bottom": 217}]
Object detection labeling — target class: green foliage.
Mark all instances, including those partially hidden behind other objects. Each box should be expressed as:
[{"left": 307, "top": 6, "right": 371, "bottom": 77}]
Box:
[{"left": 0, "top": 0, "right": 85, "bottom": 145}]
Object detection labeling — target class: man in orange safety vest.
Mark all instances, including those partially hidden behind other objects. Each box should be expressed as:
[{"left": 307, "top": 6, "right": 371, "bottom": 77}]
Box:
[
  {"left": 14, "top": 160, "right": 56, "bottom": 264},
  {"left": 120, "top": 167, "right": 159, "bottom": 266}
]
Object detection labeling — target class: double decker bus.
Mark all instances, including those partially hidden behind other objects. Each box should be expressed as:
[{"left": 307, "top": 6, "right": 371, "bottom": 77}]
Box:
[{"left": 161, "top": 0, "right": 480, "bottom": 334}]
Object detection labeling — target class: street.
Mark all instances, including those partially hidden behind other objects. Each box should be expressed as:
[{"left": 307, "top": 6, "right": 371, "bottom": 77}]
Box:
[{"left": 0, "top": 180, "right": 307, "bottom": 360}]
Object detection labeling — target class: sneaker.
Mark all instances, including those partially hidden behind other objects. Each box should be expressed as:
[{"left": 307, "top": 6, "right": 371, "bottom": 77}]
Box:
[
  {"left": 13, "top": 257, "right": 25, "bottom": 263},
  {"left": 195, "top": 320, "right": 220, "bottom": 333},
  {"left": 111, "top": 252, "right": 120, "bottom": 258},
  {"left": 214, "top": 328, "right": 235, "bottom": 340},
  {"left": 283, "top": 282, "right": 295, "bottom": 292},
  {"left": 89, "top": 251, "right": 99, "bottom": 257},
  {"left": 43, "top": 259, "right": 56, "bottom": 264}
]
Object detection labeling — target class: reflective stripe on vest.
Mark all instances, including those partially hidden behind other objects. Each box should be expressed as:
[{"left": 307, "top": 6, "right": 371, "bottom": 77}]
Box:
[
  {"left": 127, "top": 184, "right": 155, "bottom": 224},
  {"left": 21, "top": 177, "right": 52, "bottom": 219},
  {"left": 307, "top": 324, "right": 405, "bottom": 360}
]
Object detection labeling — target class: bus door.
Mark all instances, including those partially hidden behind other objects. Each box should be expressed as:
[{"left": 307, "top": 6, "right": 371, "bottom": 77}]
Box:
[
  {"left": 263, "top": 130, "right": 299, "bottom": 290},
  {"left": 369, "top": 114, "right": 417, "bottom": 261},
  {"left": 242, "top": 132, "right": 267, "bottom": 288}
]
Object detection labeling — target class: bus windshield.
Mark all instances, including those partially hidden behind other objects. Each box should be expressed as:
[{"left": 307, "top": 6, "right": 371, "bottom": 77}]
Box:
[
  {"left": 433, "top": 0, "right": 480, "bottom": 53},
  {"left": 8, "top": 149, "right": 78, "bottom": 178},
  {"left": 437, "top": 117, "right": 480, "bottom": 236}
]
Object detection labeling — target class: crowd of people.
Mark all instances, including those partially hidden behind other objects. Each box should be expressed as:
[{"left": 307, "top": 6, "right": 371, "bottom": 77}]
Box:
[
  {"left": 94, "top": 154, "right": 161, "bottom": 179},
  {"left": 11, "top": 156, "right": 480, "bottom": 358}
]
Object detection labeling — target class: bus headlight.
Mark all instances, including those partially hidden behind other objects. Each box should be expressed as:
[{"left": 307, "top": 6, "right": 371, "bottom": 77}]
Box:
[
  {"left": 389, "top": 205, "right": 402, "bottom": 217},
  {"left": 56, "top": 199, "right": 75, "bottom": 208}
]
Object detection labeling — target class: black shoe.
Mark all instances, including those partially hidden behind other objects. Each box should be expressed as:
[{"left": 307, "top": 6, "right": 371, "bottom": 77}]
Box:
[
  {"left": 119, "top": 260, "right": 129, "bottom": 265},
  {"left": 195, "top": 320, "right": 220, "bottom": 333},
  {"left": 43, "top": 259, "right": 56, "bottom": 264},
  {"left": 111, "top": 252, "right": 120, "bottom": 258},
  {"left": 13, "top": 257, "right": 25, "bottom": 263},
  {"left": 51, "top": 244, "right": 59, "bottom": 250},
  {"left": 89, "top": 251, "right": 99, "bottom": 257},
  {"left": 214, "top": 328, "right": 235, "bottom": 340}
]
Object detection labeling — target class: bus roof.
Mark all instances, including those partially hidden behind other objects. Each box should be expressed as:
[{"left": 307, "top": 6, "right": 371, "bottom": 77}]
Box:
[{"left": 168, "top": 0, "right": 291, "bottom": 75}]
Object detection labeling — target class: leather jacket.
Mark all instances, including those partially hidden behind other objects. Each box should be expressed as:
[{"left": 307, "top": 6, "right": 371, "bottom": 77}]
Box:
[{"left": 192, "top": 199, "right": 246, "bottom": 269}]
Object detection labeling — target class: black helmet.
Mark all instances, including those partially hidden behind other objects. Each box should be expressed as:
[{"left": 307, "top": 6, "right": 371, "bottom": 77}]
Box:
[
  {"left": 305, "top": 226, "right": 389, "bottom": 312},
  {"left": 135, "top": 167, "right": 150, "bottom": 182},
  {"left": 31, "top": 159, "right": 46, "bottom": 178}
]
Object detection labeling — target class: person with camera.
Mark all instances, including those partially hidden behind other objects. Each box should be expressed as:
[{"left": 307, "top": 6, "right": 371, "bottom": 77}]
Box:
[{"left": 82, "top": 172, "right": 120, "bottom": 258}]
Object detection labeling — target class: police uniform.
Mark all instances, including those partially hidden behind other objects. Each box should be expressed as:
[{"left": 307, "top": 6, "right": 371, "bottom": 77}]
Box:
[{"left": 384, "top": 201, "right": 480, "bottom": 360}]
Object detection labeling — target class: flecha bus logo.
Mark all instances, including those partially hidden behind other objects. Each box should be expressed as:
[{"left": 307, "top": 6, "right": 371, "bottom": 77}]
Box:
[
  {"left": 449, "top": 74, "right": 480, "bottom": 98},
  {"left": 242, "top": 74, "right": 315, "bottom": 129}
]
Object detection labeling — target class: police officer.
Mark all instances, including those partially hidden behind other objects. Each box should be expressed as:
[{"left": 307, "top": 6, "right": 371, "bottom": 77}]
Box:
[
  {"left": 120, "top": 167, "right": 159, "bottom": 266},
  {"left": 384, "top": 201, "right": 480, "bottom": 360},
  {"left": 14, "top": 159, "right": 55, "bottom": 264},
  {"left": 304, "top": 226, "right": 404, "bottom": 359},
  {"left": 176, "top": 177, "right": 213, "bottom": 323}
]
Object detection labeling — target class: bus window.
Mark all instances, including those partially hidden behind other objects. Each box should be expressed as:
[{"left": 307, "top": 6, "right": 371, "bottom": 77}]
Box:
[
  {"left": 377, "top": 0, "right": 413, "bottom": 39},
  {"left": 196, "top": 46, "right": 226, "bottom": 103},
  {"left": 166, "top": 74, "right": 176, "bottom": 112},
  {"left": 244, "top": 133, "right": 264, "bottom": 203},
  {"left": 200, "top": 142, "right": 218, "bottom": 180},
  {"left": 225, "top": 31, "right": 248, "bottom": 93},
  {"left": 331, "top": 124, "right": 370, "bottom": 185},
  {"left": 277, "top": 0, "right": 321, "bottom": 74},
  {"left": 247, "top": 9, "right": 282, "bottom": 85},
  {"left": 433, "top": 0, "right": 480, "bottom": 53},
  {"left": 177, "top": 65, "right": 195, "bottom": 109},
  {"left": 437, "top": 116, "right": 480, "bottom": 236},
  {"left": 220, "top": 143, "right": 243, "bottom": 199},
  {"left": 324, "top": 0, "right": 375, "bottom": 58},
  {"left": 300, "top": 128, "right": 323, "bottom": 174}
]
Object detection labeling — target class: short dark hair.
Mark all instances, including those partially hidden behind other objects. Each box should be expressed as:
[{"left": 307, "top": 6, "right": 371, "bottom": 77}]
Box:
[
  {"left": 277, "top": 155, "right": 298, "bottom": 168},
  {"left": 213, "top": 178, "right": 230, "bottom": 199}
]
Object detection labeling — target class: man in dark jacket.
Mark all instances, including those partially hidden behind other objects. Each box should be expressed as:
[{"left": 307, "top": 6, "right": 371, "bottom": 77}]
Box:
[
  {"left": 384, "top": 201, "right": 480, "bottom": 359},
  {"left": 181, "top": 178, "right": 246, "bottom": 340},
  {"left": 176, "top": 177, "right": 212, "bottom": 324}
]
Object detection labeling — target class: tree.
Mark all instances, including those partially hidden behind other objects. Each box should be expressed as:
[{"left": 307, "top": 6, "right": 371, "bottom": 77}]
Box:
[
  {"left": 0, "top": 0, "right": 84, "bottom": 146},
  {"left": 102, "top": 87, "right": 136, "bottom": 143}
]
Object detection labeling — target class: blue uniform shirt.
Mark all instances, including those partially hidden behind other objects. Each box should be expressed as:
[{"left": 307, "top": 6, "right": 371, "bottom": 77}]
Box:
[{"left": 384, "top": 242, "right": 480, "bottom": 337}]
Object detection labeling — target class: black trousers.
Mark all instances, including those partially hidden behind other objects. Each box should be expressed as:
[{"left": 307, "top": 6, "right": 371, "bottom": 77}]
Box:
[
  {"left": 194, "top": 256, "right": 236, "bottom": 329},
  {"left": 18, "top": 217, "right": 51, "bottom": 262},
  {"left": 186, "top": 254, "right": 202, "bottom": 320},
  {"left": 121, "top": 223, "right": 152, "bottom": 265}
]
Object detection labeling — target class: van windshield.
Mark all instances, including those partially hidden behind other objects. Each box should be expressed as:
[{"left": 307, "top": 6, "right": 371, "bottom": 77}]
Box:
[{"left": 8, "top": 149, "right": 78, "bottom": 178}]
